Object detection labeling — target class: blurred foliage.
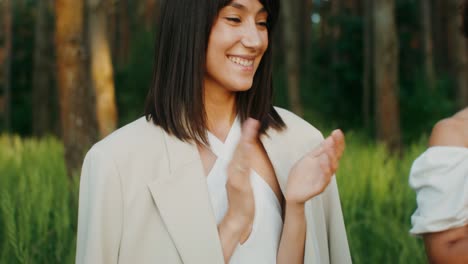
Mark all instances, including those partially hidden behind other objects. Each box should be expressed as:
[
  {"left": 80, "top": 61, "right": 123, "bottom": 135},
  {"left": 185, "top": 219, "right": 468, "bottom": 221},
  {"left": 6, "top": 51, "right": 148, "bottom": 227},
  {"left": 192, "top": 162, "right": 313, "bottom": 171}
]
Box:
[
  {"left": 10, "top": 0, "right": 35, "bottom": 134},
  {"left": 114, "top": 29, "right": 156, "bottom": 126},
  {"left": 5, "top": 0, "right": 458, "bottom": 143}
]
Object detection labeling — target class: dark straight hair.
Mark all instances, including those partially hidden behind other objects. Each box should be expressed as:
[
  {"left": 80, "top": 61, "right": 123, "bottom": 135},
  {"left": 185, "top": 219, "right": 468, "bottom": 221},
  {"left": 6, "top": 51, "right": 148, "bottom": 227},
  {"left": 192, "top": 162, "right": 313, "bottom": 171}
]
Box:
[{"left": 144, "top": 0, "right": 285, "bottom": 145}]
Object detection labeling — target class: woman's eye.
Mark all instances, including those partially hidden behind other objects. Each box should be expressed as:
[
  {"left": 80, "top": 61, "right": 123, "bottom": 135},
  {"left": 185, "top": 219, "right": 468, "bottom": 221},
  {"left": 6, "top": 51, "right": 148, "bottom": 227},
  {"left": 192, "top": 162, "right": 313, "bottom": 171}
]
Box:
[
  {"left": 257, "top": 21, "right": 268, "bottom": 27},
  {"left": 226, "top": 17, "right": 241, "bottom": 23}
]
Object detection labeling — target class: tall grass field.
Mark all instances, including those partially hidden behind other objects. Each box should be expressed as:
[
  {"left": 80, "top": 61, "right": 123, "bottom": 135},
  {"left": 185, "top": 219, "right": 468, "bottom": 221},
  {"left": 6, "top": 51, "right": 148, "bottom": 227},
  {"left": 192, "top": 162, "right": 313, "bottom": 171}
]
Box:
[{"left": 0, "top": 134, "right": 426, "bottom": 263}]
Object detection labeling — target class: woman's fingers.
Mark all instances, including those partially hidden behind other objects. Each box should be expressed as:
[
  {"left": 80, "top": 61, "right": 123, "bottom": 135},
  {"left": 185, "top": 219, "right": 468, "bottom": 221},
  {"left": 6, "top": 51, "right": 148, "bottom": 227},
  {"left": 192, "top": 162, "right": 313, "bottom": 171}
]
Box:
[
  {"left": 310, "top": 129, "right": 345, "bottom": 159},
  {"left": 228, "top": 118, "right": 260, "bottom": 181},
  {"left": 226, "top": 119, "right": 258, "bottom": 227},
  {"left": 315, "top": 130, "right": 344, "bottom": 176},
  {"left": 240, "top": 118, "right": 260, "bottom": 144},
  {"left": 331, "top": 129, "right": 345, "bottom": 160},
  {"left": 234, "top": 118, "right": 259, "bottom": 160},
  {"left": 319, "top": 153, "right": 332, "bottom": 176},
  {"left": 318, "top": 153, "right": 333, "bottom": 193},
  {"left": 286, "top": 129, "right": 346, "bottom": 202},
  {"left": 323, "top": 138, "right": 339, "bottom": 172}
]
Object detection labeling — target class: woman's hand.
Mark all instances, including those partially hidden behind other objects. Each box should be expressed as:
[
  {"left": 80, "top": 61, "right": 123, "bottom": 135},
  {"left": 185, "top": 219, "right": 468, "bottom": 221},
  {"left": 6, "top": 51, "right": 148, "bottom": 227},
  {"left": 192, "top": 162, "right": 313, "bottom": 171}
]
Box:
[
  {"left": 223, "top": 118, "right": 259, "bottom": 242},
  {"left": 285, "top": 129, "right": 345, "bottom": 206}
]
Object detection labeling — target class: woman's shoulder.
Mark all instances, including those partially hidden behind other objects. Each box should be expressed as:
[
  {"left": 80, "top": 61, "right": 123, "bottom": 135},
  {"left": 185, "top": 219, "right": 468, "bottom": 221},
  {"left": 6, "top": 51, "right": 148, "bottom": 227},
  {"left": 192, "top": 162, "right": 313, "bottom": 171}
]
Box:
[
  {"left": 272, "top": 106, "right": 324, "bottom": 148},
  {"left": 89, "top": 117, "right": 166, "bottom": 161},
  {"left": 429, "top": 117, "right": 468, "bottom": 147},
  {"left": 274, "top": 106, "right": 323, "bottom": 136}
]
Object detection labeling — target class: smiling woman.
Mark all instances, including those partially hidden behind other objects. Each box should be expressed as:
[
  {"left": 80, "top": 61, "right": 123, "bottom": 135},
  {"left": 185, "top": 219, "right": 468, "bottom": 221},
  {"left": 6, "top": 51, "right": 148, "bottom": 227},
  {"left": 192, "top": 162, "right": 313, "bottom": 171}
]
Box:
[{"left": 75, "top": 0, "right": 351, "bottom": 263}]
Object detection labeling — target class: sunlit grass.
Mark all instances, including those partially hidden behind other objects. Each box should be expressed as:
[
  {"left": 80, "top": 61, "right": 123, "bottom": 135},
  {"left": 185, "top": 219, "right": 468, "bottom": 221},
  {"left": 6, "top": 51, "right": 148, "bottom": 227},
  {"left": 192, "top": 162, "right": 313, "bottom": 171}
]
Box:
[
  {"left": 0, "top": 135, "right": 77, "bottom": 263},
  {"left": 0, "top": 134, "right": 427, "bottom": 263},
  {"left": 338, "top": 133, "right": 427, "bottom": 263}
]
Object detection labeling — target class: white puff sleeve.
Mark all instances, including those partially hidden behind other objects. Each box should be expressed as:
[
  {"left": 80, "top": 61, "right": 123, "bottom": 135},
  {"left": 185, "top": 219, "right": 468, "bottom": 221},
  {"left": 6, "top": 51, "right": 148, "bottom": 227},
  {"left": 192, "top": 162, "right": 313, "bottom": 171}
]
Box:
[{"left": 409, "top": 147, "right": 468, "bottom": 235}]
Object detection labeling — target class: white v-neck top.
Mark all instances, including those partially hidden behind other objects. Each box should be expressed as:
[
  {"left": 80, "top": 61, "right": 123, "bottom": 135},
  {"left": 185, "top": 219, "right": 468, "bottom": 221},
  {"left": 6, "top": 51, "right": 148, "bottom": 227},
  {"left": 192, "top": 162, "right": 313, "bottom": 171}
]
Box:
[
  {"left": 409, "top": 146, "right": 468, "bottom": 235},
  {"left": 206, "top": 116, "right": 283, "bottom": 264}
]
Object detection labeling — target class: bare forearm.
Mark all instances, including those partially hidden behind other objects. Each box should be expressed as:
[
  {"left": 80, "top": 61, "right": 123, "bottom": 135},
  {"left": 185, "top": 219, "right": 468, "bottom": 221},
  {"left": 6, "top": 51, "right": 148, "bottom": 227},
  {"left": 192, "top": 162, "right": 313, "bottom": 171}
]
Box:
[
  {"left": 218, "top": 212, "right": 246, "bottom": 264},
  {"left": 277, "top": 202, "right": 306, "bottom": 264}
]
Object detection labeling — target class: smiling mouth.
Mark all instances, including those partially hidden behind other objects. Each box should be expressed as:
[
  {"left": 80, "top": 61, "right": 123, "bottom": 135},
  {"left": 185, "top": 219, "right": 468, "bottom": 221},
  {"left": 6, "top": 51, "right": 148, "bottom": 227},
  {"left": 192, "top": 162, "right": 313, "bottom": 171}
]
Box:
[{"left": 228, "top": 56, "right": 254, "bottom": 67}]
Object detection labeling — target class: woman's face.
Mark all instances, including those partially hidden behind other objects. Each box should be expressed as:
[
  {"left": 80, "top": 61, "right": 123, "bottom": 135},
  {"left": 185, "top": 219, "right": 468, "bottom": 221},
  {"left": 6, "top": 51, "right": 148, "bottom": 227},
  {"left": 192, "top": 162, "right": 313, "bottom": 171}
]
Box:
[{"left": 204, "top": 0, "right": 269, "bottom": 94}]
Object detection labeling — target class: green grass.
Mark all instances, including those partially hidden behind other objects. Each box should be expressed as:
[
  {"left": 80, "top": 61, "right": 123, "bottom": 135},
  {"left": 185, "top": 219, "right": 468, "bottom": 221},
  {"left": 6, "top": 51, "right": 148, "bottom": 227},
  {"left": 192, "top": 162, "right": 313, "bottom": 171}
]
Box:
[
  {"left": 337, "top": 132, "right": 427, "bottom": 263},
  {"left": 0, "top": 135, "right": 77, "bottom": 263},
  {"left": 0, "top": 133, "right": 426, "bottom": 263}
]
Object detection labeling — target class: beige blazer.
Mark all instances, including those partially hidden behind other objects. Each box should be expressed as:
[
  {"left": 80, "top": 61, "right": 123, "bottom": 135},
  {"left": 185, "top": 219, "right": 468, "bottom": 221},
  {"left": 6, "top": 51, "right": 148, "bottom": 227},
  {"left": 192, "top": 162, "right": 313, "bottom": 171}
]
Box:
[{"left": 76, "top": 107, "right": 352, "bottom": 264}]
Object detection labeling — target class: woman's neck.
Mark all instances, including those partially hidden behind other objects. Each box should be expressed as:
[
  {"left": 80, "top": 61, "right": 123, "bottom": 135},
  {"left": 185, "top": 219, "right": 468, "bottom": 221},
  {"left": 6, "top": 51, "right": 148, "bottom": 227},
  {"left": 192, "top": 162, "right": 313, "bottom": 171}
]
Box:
[{"left": 204, "top": 86, "right": 237, "bottom": 141}]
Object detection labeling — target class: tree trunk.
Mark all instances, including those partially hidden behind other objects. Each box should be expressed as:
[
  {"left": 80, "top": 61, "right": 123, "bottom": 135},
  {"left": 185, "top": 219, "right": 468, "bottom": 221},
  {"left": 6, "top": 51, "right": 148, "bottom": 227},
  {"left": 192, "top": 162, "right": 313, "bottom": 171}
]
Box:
[
  {"left": 107, "top": 0, "right": 117, "bottom": 63},
  {"left": 373, "top": 0, "right": 401, "bottom": 152},
  {"left": 300, "top": 0, "right": 313, "bottom": 56},
  {"left": 0, "top": 0, "right": 12, "bottom": 132},
  {"left": 55, "top": 0, "right": 98, "bottom": 177},
  {"left": 331, "top": 0, "right": 342, "bottom": 97},
  {"left": 116, "top": 0, "right": 130, "bottom": 66},
  {"left": 144, "top": 0, "right": 158, "bottom": 30},
  {"left": 421, "top": 0, "right": 436, "bottom": 90},
  {"left": 344, "top": 0, "right": 359, "bottom": 15},
  {"left": 155, "top": 0, "right": 162, "bottom": 27},
  {"left": 448, "top": 0, "right": 468, "bottom": 107},
  {"left": 363, "top": 0, "right": 373, "bottom": 128},
  {"left": 281, "top": 0, "right": 303, "bottom": 116},
  {"left": 32, "top": 0, "right": 52, "bottom": 136},
  {"left": 433, "top": 0, "right": 449, "bottom": 72},
  {"left": 87, "top": 0, "right": 118, "bottom": 137}
]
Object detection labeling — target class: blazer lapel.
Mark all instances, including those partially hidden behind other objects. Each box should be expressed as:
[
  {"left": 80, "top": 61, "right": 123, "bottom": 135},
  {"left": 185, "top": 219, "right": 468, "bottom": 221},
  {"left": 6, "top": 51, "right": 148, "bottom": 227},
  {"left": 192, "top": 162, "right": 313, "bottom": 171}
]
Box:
[{"left": 147, "top": 132, "right": 224, "bottom": 264}]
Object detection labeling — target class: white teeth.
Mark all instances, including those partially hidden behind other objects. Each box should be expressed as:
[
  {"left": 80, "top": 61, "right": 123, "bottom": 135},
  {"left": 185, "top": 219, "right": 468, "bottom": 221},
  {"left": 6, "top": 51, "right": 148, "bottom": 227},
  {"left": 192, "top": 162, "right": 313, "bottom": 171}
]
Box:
[{"left": 228, "top": 56, "right": 254, "bottom": 67}]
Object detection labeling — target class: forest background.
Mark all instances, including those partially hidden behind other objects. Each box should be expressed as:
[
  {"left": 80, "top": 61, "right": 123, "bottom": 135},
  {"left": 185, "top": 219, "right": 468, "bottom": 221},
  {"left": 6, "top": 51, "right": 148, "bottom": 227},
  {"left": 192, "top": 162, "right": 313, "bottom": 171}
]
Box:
[{"left": 0, "top": 0, "right": 466, "bottom": 263}]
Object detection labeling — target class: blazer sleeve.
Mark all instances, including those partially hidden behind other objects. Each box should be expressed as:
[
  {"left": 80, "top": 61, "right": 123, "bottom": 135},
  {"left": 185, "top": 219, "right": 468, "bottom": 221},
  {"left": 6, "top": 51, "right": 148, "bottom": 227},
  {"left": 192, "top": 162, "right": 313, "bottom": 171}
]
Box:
[
  {"left": 75, "top": 147, "right": 123, "bottom": 264},
  {"left": 323, "top": 176, "right": 352, "bottom": 263}
]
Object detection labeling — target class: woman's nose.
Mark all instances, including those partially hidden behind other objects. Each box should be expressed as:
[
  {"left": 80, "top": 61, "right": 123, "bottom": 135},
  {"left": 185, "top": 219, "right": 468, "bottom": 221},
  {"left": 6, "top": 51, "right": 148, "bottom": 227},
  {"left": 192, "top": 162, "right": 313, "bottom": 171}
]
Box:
[{"left": 241, "top": 22, "right": 264, "bottom": 49}]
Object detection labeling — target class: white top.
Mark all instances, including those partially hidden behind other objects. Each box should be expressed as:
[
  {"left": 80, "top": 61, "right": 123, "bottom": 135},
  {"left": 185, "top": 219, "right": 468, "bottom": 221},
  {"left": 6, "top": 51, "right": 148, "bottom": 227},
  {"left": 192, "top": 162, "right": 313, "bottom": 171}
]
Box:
[
  {"left": 409, "top": 146, "right": 468, "bottom": 235},
  {"left": 206, "top": 116, "right": 283, "bottom": 264}
]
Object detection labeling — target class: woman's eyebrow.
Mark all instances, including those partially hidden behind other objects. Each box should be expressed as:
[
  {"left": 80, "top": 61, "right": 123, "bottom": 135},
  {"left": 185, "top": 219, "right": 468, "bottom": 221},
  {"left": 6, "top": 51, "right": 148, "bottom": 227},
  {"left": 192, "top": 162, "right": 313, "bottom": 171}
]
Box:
[{"left": 227, "top": 2, "right": 267, "bottom": 14}]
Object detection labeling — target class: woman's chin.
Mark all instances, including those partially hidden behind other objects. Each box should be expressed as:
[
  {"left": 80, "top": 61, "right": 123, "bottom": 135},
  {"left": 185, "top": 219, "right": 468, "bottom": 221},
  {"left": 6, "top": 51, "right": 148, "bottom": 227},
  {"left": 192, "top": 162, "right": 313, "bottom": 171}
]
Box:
[{"left": 229, "top": 81, "right": 254, "bottom": 93}]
